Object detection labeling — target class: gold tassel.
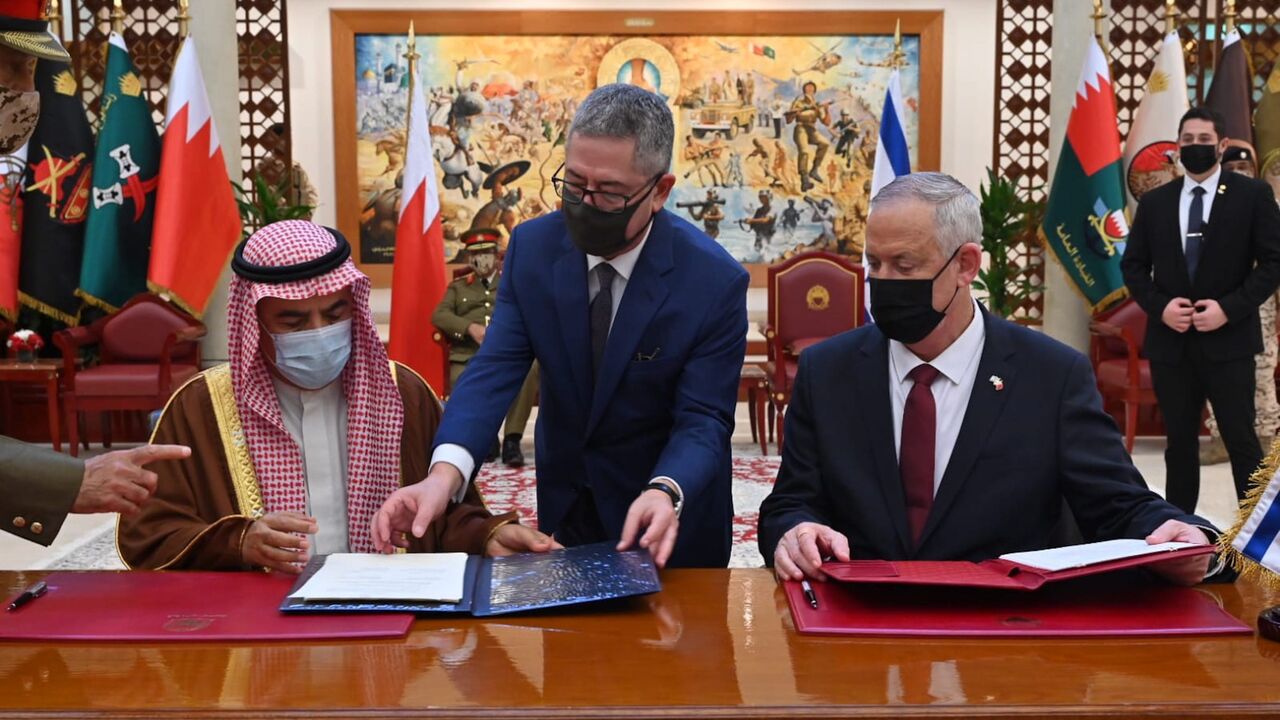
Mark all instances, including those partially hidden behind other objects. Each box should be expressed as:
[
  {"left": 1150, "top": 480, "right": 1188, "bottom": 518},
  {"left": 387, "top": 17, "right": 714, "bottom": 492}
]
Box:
[
  {"left": 18, "top": 291, "right": 80, "bottom": 326},
  {"left": 73, "top": 288, "right": 121, "bottom": 315},
  {"left": 1216, "top": 434, "right": 1280, "bottom": 591}
]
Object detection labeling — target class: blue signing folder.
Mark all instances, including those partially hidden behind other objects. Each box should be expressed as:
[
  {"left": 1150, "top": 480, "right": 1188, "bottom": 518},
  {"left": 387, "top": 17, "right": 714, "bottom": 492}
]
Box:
[{"left": 279, "top": 542, "right": 661, "bottom": 616}]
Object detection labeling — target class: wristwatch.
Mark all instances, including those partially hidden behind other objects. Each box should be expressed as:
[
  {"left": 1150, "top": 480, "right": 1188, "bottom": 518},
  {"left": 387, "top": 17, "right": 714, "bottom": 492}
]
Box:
[{"left": 646, "top": 481, "right": 683, "bottom": 518}]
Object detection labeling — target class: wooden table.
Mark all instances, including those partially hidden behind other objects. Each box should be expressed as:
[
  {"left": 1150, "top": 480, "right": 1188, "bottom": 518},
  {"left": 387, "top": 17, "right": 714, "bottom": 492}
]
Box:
[
  {"left": 0, "top": 360, "right": 64, "bottom": 452},
  {"left": 1, "top": 569, "right": 1279, "bottom": 718}
]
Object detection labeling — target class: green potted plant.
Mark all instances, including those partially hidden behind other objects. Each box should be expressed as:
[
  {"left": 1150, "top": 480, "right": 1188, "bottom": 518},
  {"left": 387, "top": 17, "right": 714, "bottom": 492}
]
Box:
[
  {"left": 232, "top": 174, "right": 315, "bottom": 237},
  {"left": 974, "top": 168, "right": 1044, "bottom": 320}
]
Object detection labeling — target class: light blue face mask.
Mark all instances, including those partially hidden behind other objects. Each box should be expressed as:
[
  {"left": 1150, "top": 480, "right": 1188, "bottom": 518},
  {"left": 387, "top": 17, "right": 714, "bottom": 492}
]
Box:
[{"left": 269, "top": 318, "right": 352, "bottom": 389}]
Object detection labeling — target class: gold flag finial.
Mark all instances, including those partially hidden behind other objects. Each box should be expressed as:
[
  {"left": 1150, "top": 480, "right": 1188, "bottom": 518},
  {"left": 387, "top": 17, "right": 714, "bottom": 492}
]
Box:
[
  {"left": 403, "top": 22, "right": 420, "bottom": 138},
  {"left": 889, "top": 18, "right": 906, "bottom": 70},
  {"left": 1224, "top": 0, "right": 1237, "bottom": 35},
  {"left": 110, "top": 0, "right": 124, "bottom": 35},
  {"left": 1164, "top": 0, "right": 1179, "bottom": 36},
  {"left": 1092, "top": 0, "right": 1109, "bottom": 54},
  {"left": 178, "top": 0, "right": 190, "bottom": 39},
  {"left": 44, "top": 0, "right": 63, "bottom": 42}
]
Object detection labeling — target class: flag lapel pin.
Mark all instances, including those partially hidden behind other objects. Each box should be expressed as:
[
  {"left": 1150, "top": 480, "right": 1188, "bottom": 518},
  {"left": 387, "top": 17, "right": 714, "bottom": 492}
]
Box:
[{"left": 989, "top": 375, "right": 1004, "bottom": 391}]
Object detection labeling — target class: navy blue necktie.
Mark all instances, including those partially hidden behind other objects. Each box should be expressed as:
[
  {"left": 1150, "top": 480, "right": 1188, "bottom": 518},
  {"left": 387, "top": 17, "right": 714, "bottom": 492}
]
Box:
[
  {"left": 590, "top": 263, "right": 617, "bottom": 382},
  {"left": 1186, "top": 186, "right": 1206, "bottom": 279}
]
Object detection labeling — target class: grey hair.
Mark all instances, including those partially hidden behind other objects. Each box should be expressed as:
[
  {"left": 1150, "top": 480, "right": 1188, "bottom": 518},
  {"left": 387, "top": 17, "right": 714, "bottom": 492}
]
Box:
[
  {"left": 567, "top": 83, "right": 674, "bottom": 176},
  {"left": 869, "top": 172, "right": 982, "bottom": 256}
]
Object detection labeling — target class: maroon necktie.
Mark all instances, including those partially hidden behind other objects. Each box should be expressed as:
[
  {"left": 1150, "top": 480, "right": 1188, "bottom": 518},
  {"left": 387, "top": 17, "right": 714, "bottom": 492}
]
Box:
[{"left": 901, "top": 364, "right": 941, "bottom": 547}]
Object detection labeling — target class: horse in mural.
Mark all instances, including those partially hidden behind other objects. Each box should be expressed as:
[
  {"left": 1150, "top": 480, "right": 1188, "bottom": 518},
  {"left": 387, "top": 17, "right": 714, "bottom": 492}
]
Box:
[{"left": 431, "top": 130, "right": 484, "bottom": 199}]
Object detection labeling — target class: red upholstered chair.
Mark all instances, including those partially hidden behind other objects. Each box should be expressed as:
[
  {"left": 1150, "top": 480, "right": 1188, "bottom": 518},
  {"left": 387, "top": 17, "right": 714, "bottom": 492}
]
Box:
[
  {"left": 54, "top": 294, "right": 205, "bottom": 456},
  {"left": 763, "top": 251, "right": 865, "bottom": 449},
  {"left": 1089, "top": 299, "right": 1153, "bottom": 453}
]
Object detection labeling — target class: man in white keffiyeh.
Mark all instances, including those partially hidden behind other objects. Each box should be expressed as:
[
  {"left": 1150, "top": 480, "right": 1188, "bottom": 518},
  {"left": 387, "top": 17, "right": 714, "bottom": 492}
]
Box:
[{"left": 118, "top": 221, "right": 557, "bottom": 572}]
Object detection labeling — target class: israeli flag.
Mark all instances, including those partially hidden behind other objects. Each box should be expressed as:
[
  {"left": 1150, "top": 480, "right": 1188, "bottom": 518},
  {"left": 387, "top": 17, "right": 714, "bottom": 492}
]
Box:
[
  {"left": 871, "top": 68, "right": 911, "bottom": 200},
  {"left": 867, "top": 68, "right": 912, "bottom": 320},
  {"left": 1231, "top": 467, "right": 1280, "bottom": 575}
]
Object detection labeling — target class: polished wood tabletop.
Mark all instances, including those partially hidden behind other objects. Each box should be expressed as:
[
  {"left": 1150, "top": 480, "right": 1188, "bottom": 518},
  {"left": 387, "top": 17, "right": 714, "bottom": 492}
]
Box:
[{"left": 1, "top": 569, "right": 1279, "bottom": 718}]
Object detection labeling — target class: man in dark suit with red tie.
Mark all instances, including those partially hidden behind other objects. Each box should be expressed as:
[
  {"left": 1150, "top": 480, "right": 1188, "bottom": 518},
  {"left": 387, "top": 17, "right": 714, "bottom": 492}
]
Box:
[
  {"left": 1121, "top": 107, "right": 1280, "bottom": 514},
  {"left": 758, "top": 172, "right": 1220, "bottom": 586}
]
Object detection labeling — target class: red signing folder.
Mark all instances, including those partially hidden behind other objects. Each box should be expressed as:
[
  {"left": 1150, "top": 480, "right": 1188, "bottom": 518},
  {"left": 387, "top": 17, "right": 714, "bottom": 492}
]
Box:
[
  {"left": 0, "top": 571, "right": 413, "bottom": 642},
  {"left": 784, "top": 575, "right": 1251, "bottom": 637},
  {"left": 819, "top": 543, "right": 1216, "bottom": 590}
]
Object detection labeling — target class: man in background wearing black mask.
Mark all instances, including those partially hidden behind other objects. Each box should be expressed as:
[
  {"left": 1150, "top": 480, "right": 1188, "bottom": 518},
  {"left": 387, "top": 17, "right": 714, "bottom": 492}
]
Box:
[
  {"left": 374, "top": 84, "right": 749, "bottom": 568},
  {"left": 1122, "top": 107, "right": 1280, "bottom": 515},
  {"left": 760, "top": 172, "right": 1223, "bottom": 586}
]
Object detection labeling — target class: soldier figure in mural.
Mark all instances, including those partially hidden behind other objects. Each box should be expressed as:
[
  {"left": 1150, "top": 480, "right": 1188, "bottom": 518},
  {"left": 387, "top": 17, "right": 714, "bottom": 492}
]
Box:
[
  {"left": 780, "top": 198, "right": 802, "bottom": 237},
  {"left": 1202, "top": 141, "right": 1280, "bottom": 465},
  {"left": 677, "top": 188, "right": 726, "bottom": 239},
  {"left": 805, "top": 194, "right": 837, "bottom": 246},
  {"left": 682, "top": 133, "right": 725, "bottom": 187},
  {"left": 833, "top": 109, "right": 860, "bottom": 169},
  {"left": 786, "top": 80, "right": 831, "bottom": 192},
  {"left": 740, "top": 189, "right": 777, "bottom": 251},
  {"left": 748, "top": 137, "right": 783, "bottom": 188}
]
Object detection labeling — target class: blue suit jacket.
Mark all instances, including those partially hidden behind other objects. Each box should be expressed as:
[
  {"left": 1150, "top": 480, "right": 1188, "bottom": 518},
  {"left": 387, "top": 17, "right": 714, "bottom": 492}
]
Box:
[
  {"left": 434, "top": 209, "right": 749, "bottom": 567},
  {"left": 758, "top": 306, "right": 1209, "bottom": 563}
]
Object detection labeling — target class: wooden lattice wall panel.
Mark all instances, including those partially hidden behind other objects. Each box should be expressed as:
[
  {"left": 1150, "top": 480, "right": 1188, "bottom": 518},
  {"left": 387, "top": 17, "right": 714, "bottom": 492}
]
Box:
[
  {"left": 68, "top": 0, "right": 179, "bottom": 127},
  {"left": 237, "top": 0, "right": 291, "bottom": 191}
]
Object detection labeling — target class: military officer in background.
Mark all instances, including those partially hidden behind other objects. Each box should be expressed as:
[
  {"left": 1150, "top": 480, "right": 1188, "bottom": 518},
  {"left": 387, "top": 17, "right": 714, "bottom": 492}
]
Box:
[
  {"left": 432, "top": 229, "right": 538, "bottom": 467},
  {"left": 1201, "top": 142, "right": 1280, "bottom": 464}
]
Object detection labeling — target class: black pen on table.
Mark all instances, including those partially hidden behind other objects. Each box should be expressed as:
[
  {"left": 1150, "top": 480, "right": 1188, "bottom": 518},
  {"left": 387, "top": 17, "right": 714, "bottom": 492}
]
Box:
[
  {"left": 7, "top": 580, "right": 47, "bottom": 612},
  {"left": 801, "top": 579, "right": 819, "bottom": 609}
]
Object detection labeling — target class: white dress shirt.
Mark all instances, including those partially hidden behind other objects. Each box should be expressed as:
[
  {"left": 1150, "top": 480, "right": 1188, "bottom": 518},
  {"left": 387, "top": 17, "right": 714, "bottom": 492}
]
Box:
[
  {"left": 429, "top": 223, "right": 654, "bottom": 489},
  {"left": 888, "top": 298, "right": 986, "bottom": 494},
  {"left": 272, "top": 377, "right": 350, "bottom": 555},
  {"left": 1178, "top": 165, "right": 1221, "bottom": 251}
]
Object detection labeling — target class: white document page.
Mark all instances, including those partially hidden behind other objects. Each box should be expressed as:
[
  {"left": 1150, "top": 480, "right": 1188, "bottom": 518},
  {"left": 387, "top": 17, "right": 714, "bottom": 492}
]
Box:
[
  {"left": 288, "top": 553, "right": 469, "bottom": 603},
  {"left": 998, "top": 539, "right": 1196, "bottom": 573}
]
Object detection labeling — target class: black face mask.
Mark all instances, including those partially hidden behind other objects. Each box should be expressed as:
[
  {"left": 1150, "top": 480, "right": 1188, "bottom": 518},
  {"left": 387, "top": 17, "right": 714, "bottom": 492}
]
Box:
[
  {"left": 1180, "top": 143, "right": 1220, "bottom": 175},
  {"left": 562, "top": 178, "right": 660, "bottom": 257},
  {"left": 869, "top": 247, "right": 963, "bottom": 345}
]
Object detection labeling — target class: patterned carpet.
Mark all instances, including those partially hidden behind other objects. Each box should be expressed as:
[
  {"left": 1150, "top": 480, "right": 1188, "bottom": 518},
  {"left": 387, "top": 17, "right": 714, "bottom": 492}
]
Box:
[
  {"left": 476, "top": 453, "right": 779, "bottom": 568},
  {"left": 35, "top": 450, "right": 780, "bottom": 570}
]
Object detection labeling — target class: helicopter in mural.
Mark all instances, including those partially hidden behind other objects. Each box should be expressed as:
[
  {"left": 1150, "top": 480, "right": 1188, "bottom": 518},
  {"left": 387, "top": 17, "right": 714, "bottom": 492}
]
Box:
[{"left": 792, "top": 40, "right": 843, "bottom": 77}]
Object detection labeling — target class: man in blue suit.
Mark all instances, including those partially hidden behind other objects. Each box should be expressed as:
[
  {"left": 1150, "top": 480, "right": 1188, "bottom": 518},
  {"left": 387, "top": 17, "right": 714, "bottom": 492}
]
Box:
[
  {"left": 373, "top": 84, "right": 749, "bottom": 568},
  {"left": 758, "top": 173, "right": 1224, "bottom": 585}
]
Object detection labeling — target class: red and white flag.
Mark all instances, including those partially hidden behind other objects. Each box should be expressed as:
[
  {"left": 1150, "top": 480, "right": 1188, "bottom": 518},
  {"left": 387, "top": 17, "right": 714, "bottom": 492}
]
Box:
[
  {"left": 387, "top": 54, "right": 448, "bottom": 392},
  {"left": 149, "top": 36, "right": 242, "bottom": 317}
]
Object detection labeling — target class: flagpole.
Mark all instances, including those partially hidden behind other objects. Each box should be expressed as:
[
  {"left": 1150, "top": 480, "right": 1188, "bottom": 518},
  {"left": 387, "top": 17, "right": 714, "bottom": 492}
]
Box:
[
  {"left": 110, "top": 0, "right": 124, "bottom": 35},
  {"left": 404, "top": 21, "right": 419, "bottom": 139},
  {"left": 177, "top": 0, "right": 190, "bottom": 40},
  {"left": 889, "top": 18, "right": 905, "bottom": 70},
  {"left": 45, "top": 0, "right": 62, "bottom": 42},
  {"left": 1092, "top": 0, "right": 1109, "bottom": 55},
  {"left": 1164, "top": 0, "right": 1179, "bottom": 36}
]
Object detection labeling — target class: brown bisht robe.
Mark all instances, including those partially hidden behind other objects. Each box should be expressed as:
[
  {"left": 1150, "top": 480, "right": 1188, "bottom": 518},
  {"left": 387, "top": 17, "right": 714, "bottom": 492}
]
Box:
[{"left": 117, "top": 362, "right": 514, "bottom": 569}]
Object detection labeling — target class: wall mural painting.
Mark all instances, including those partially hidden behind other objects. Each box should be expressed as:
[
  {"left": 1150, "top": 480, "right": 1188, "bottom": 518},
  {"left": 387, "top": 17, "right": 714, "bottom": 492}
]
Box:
[{"left": 354, "top": 33, "right": 921, "bottom": 266}]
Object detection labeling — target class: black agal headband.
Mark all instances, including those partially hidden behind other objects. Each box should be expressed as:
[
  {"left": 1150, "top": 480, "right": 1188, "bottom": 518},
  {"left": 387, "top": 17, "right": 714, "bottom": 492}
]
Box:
[{"left": 231, "top": 226, "right": 352, "bottom": 283}]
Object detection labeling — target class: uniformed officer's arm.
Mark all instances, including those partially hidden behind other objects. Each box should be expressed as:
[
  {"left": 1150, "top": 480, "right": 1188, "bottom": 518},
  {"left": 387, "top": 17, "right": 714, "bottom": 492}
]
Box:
[
  {"left": 431, "top": 283, "right": 473, "bottom": 340},
  {"left": 0, "top": 435, "right": 83, "bottom": 546},
  {"left": 0, "top": 437, "right": 191, "bottom": 547}
]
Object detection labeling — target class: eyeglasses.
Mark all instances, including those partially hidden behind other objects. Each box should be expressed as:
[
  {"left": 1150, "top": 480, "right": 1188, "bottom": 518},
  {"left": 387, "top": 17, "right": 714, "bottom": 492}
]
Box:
[{"left": 551, "top": 164, "right": 662, "bottom": 214}]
